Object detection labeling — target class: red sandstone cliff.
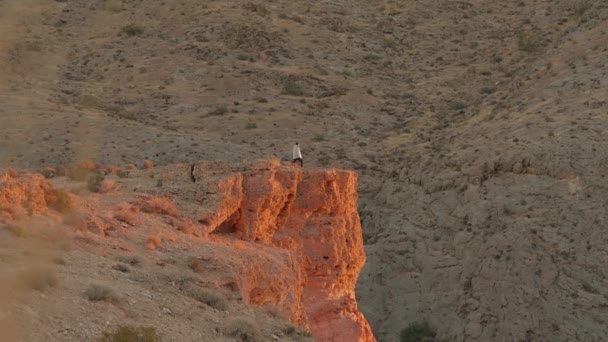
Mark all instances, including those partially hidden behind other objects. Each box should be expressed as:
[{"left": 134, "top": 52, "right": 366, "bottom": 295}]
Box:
[
  {"left": 193, "top": 160, "right": 376, "bottom": 342},
  {"left": 0, "top": 161, "right": 376, "bottom": 341}
]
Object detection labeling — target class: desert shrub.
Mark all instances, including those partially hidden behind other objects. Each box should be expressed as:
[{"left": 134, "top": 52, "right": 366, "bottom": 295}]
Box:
[
  {"left": 112, "top": 264, "right": 130, "bottom": 273},
  {"left": 400, "top": 321, "right": 436, "bottom": 342},
  {"left": 480, "top": 86, "right": 496, "bottom": 95},
  {"left": 146, "top": 235, "right": 162, "bottom": 250},
  {"left": 518, "top": 32, "right": 539, "bottom": 52},
  {"left": 190, "top": 288, "right": 228, "bottom": 310},
  {"left": 208, "top": 106, "right": 228, "bottom": 116},
  {"left": 447, "top": 101, "right": 466, "bottom": 111},
  {"left": 281, "top": 81, "right": 305, "bottom": 96},
  {"left": 84, "top": 284, "right": 118, "bottom": 302},
  {"left": 382, "top": 37, "right": 396, "bottom": 49},
  {"left": 41, "top": 167, "right": 57, "bottom": 178},
  {"left": 105, "top": 166, "right": 119, "bottom": 174},
  {"left": 189, "top": 258, "right": 203, "bottom": 273},
  {"left": 3, "top": 168, "right": 18, "bottom": 177},
  {"left": 78, "top": 160, "right": 97, "bottom": 171},
  {"left": 116, "top": 255, "right": 142, "bottom": 266},
  {"left": 124, "top": 164, "right": 137, "bottom": 170},
  {"left": 88, "top": 174, "right": 105, "bottom": 192},
  {"left": 53, "top": 256, "right": 67, "bottom": 265},
  {"left": 115, "top": 203, "right": 136, "bottom": 225},
  {"left": 20, "top": 268, "right": 57, "bottom": 291},
  {"left": 46, "top": 188, "right": 74, "bottom": 213},
  {"left": 245, "top": 122, "right": 257, "bottom": 129},
  {"left": 138, "top": 196, "right": 177, "bottom": 216},
  {"left": 143, "top": 160, "right": 154, "bottom": 169},
  {"left": 312, "top": 134, "right": 325, "bottom": 142},
  {"left": 283, "top": 325, "right": 313, "bottom": 339},
  {"left": 99, "top": 326, "right": 161, "bottom": 342},
  {"left": 177, "top": 219, "right": 197, "bottom": 235},
  {"left": 3, "top": 224, "right": 26, "bottom": 238},
  {"left": 122, "top": 24, "right": 144, "bottom": 36},
  {"left": 104, "top": 0, "right": 125, "bottom": 13},
  {"left": 224, "top": 317, "right": 261, "bottom": 342},
  {"left": 99, "top": 179, "right": 121, "bottom": 193},
  {"left": 242, "top": 2, "right": 270, "bottom": 17},
  {"left": 573, "top": 0, "right": 592, "bottom": 17}
]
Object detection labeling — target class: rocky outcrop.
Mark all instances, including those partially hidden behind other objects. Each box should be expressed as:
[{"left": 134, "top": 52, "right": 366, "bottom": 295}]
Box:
[{"left": 158, "top": 160, "right": 376, "bottom": 341}]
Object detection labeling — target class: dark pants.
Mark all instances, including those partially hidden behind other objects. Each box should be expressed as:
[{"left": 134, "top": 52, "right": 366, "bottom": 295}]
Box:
[{"left": 293, "top": 158, "right": 303, "bottom": 167}]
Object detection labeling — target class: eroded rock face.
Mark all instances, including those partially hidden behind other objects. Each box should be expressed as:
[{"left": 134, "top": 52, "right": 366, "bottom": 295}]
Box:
[{"left": 185, "top": 160, "right": 376, "bottom": 342}]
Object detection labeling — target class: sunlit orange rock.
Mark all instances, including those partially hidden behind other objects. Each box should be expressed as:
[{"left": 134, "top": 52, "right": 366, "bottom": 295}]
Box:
[{"left": 199, "top": 160, "right": 376, "bottom": 342}]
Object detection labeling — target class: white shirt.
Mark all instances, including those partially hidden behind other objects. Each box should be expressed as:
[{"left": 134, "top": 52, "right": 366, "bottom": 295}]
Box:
[{"left": 293, "top": 144, "right": 302, "bottom": 159}]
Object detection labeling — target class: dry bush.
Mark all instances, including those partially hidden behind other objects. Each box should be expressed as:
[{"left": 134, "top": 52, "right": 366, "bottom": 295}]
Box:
[
  {"left": 114, "top": 202, "right": 136, "bottom": 225},
  {"left": 283, "top": 325, "right": 313, "bottom": 340},
  {"left": 122, "top": 24, "right": 144, "bottom": 36},
  {"left": 87, "top": 174, "right": 105, "bottom": 192},
  {"left": 125, "top": 164, "right": 137, "bottom": 170},
  {"left": 161, "top": 232, "right": 176, "bottom": 242},
  {"left": 105, "top": 166, "right": 119, "bottom": 174},
  {"left": 68, "top": 163, "right": 98, "bottom": 182},
  {"left": 78, "top": 160, "right": 97, "bottom": 171},
  {"left": 112, "top": 264, "right": 130, "bottom": 273},
  {"left": 189, "top": 258, "right": 203, "bottom": 273},
  {"left": 20, "top": 268, "right": 57, "bottom": 291},
  {"left": 177, "top": 219, "right": 197, "bottom": 235},
  {"left": 224, "top": 317, "right": 261, "bottom": 341},
  {"left": 41, "top": 167, "right": 57, "bottom": 178},
  {"left": 99, "top": 326, "right": 161, "bottom": 342},
  {"left": 46, "top": 188, "right": 74, "bottom": 213},
  {"left": 3, "top": 224, "right": 26, "bottom": 238},
  {"left": 4, "top": 169, "right": 19, "bottom": 178},
  {"left": 116, "top": 255, "right": 142, "bottom": 266},
  {"left": 190, "top": 288, "right": 229, "bottom": 311},
  {"left": 242, "top": 2, "right": 270, "bottom": 17},
  {"left": 63, "top": 212, "right": 87, "bottom": 230},
  {"left": 99, "top": 179, "right": 121, "bottom": 194},
  {"left": 137, "top": 196, "right": 178, "bottom": 216},
  {"left": 84, "top": 284, "right": 118, "bottom": 303},
  {"left": 146, "top": 235, "right": 161, "bottom": 250},
  {"left": 104, "top": 0, "right": 125, "bottom": 13},
  {"left": 143, "top": 160, "right": 154, "bottom": 169}
]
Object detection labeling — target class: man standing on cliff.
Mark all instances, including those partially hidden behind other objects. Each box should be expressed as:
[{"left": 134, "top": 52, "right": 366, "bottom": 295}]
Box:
[{"left": 293, "top": 142, "right": 303, "bottom": 167}]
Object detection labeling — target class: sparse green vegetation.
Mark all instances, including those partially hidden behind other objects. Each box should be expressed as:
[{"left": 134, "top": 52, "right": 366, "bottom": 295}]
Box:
[
  {"left": 312, "top": 134, "right": 325, "bottom": 142},
  {"left": 122, "top": 24, "right": 144, "bottom": 36},
  {"left": 400, "top": 321, "right": 436, "bottom": 342},
  {"left": 99, "top": 326, "right": 161, "bottom": 342}
]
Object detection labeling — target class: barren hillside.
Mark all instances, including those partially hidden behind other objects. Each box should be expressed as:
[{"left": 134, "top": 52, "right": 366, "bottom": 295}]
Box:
[{"left": 1, "top": 0, "right": 608, "bottom": 341}]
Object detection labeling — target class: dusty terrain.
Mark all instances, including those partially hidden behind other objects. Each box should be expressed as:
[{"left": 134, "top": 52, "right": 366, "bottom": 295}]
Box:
[{"left": 1, "top": 0, "right": 608, "bottom": 341}]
